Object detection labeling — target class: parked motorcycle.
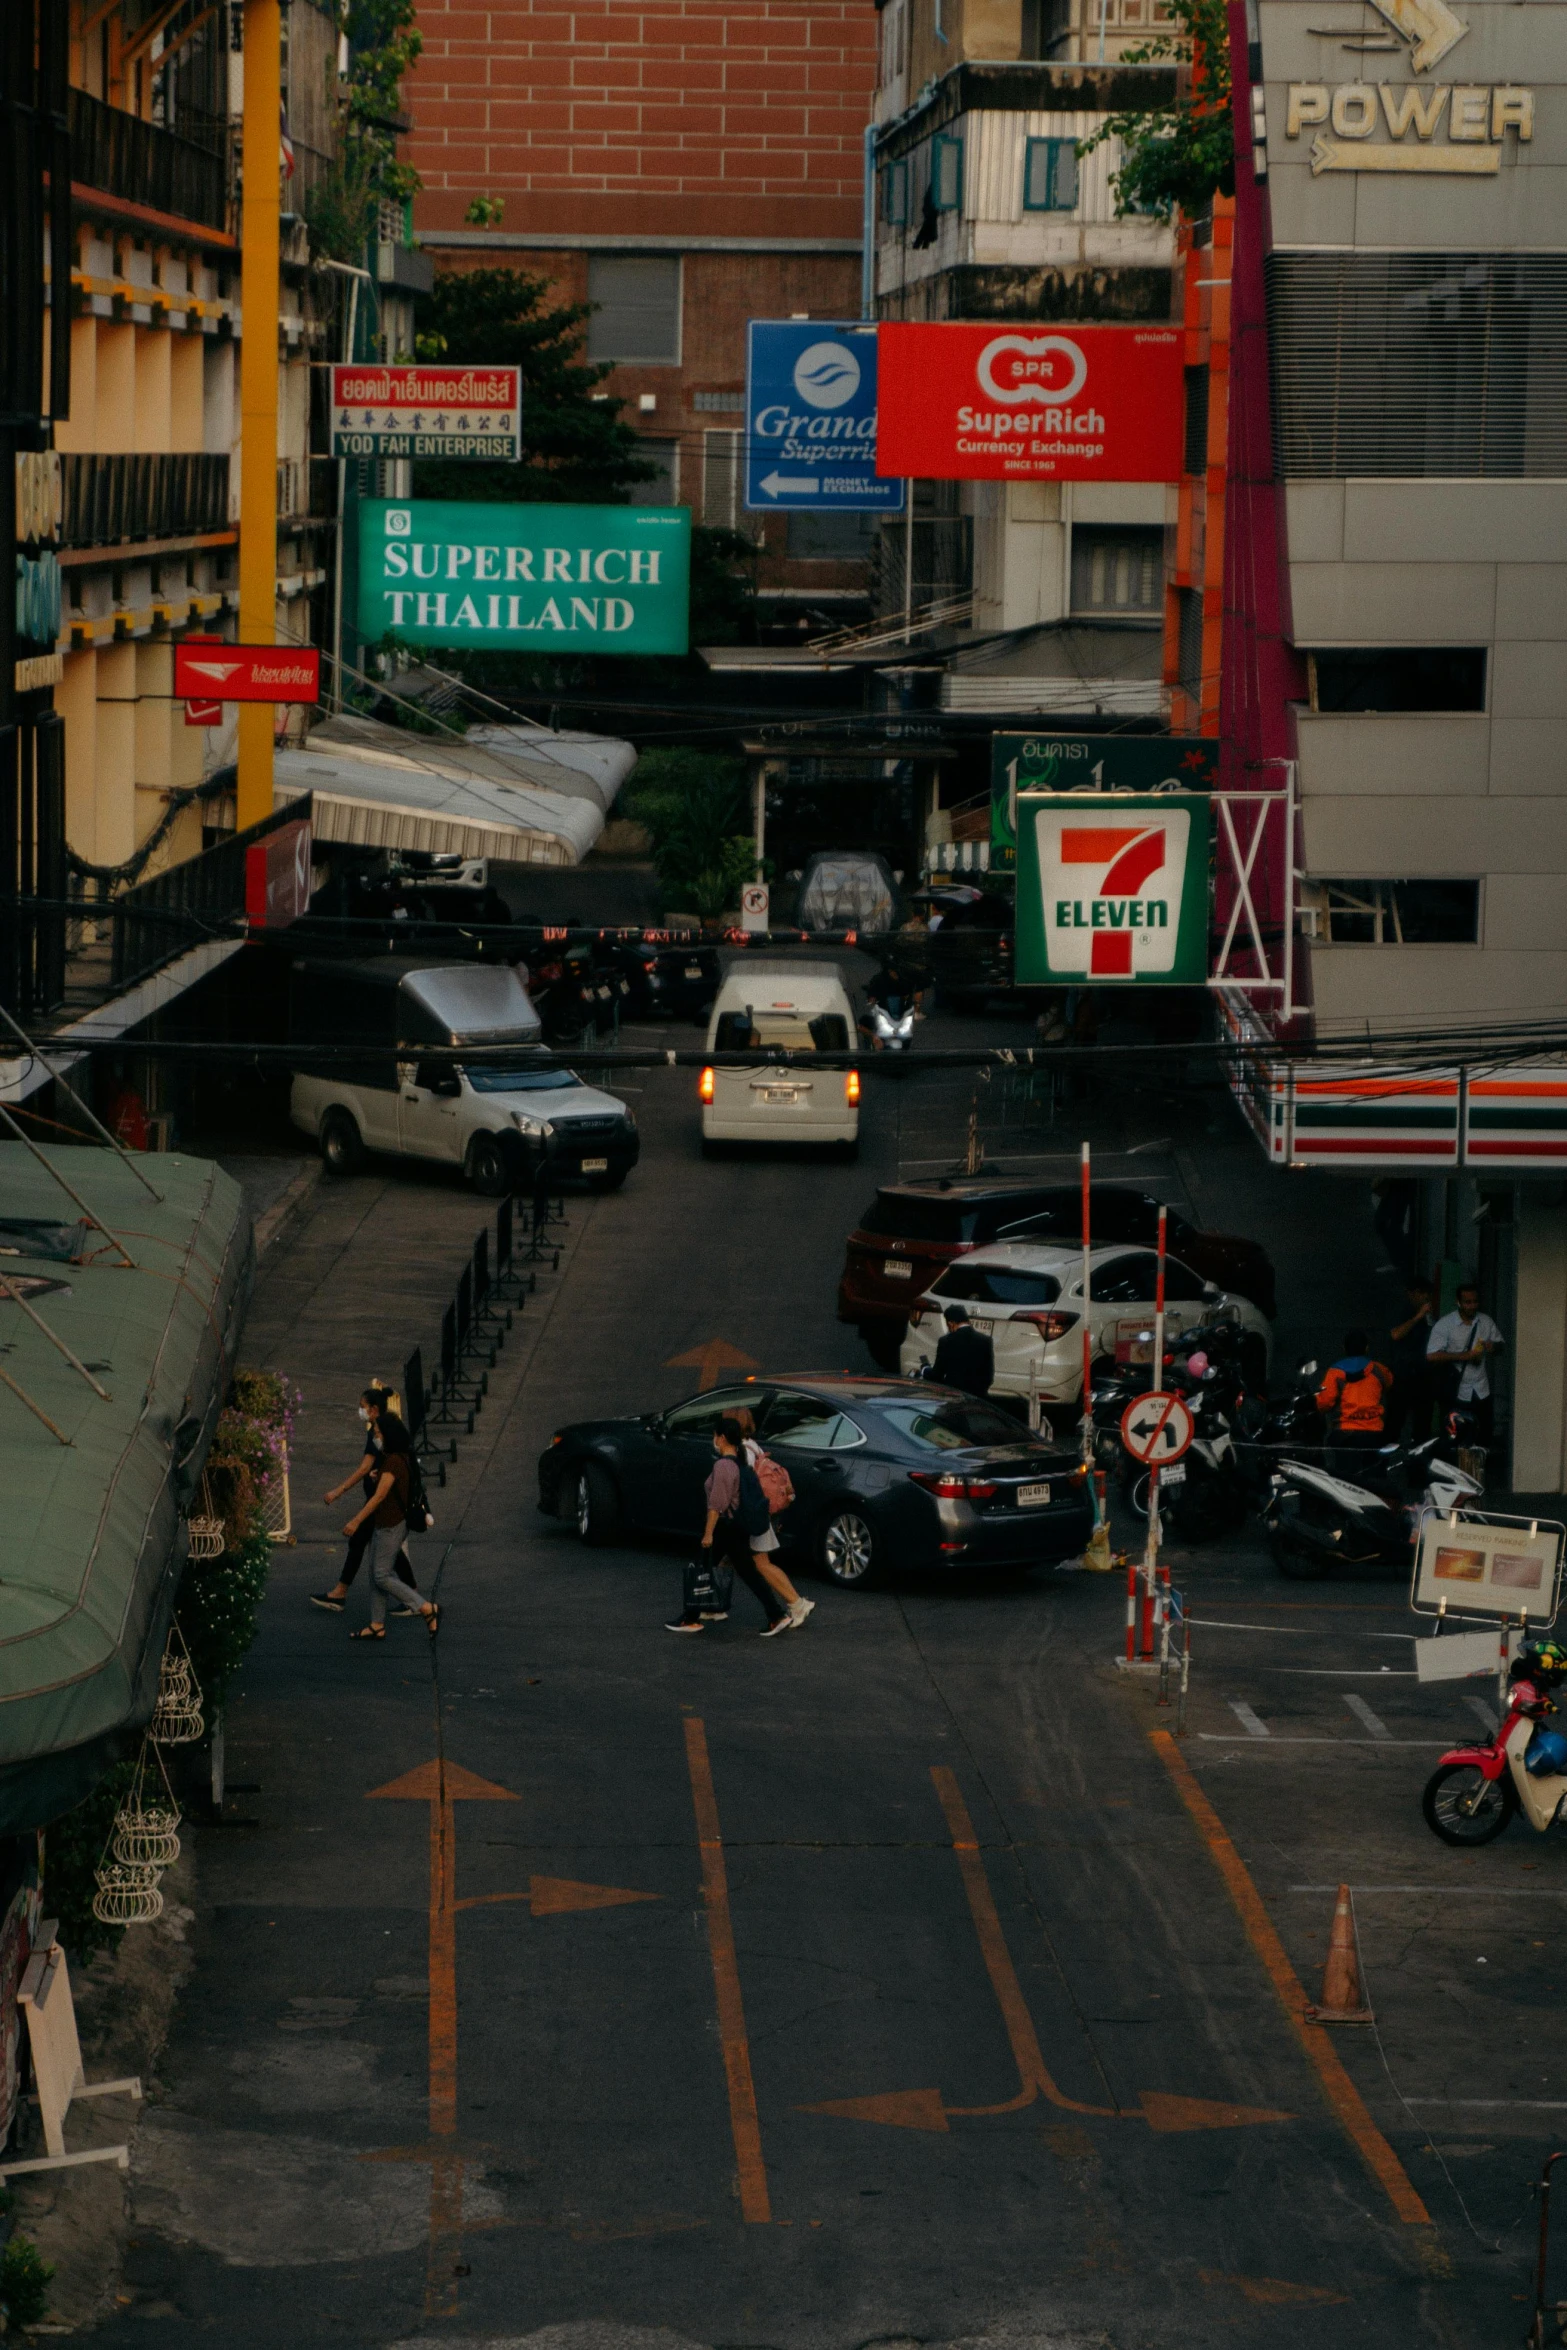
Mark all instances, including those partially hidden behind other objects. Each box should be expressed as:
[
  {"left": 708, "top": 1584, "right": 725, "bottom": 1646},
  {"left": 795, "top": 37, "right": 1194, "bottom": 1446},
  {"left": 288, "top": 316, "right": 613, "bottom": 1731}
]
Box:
[
  {"left": 1262, "top": 1431, "right": 1481, "bottom": 1579},
  {"left": 1423, "top": 1645, "right": 1567, "bottom": 1845}
]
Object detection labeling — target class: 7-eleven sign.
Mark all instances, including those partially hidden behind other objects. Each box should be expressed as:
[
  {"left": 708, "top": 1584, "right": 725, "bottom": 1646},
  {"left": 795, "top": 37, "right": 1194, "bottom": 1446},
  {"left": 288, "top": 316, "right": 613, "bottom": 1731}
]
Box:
[{"left": 1015, "top": 793, "right": 1211, "bottom": 985}]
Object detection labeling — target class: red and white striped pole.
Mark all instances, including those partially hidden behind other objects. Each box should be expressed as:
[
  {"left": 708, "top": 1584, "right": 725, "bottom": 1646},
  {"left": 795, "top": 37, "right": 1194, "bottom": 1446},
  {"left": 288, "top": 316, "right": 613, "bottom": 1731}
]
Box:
[{"left": 1141, "top": 1205, "right": 1168, "bottom": 1659}]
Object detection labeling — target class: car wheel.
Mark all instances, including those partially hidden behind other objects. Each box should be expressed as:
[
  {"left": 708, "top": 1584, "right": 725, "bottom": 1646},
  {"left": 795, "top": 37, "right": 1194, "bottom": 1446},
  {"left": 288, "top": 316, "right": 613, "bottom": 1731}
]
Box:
[
  {"left": 572, "top": 1464, "right": 619, "bottom": 1545},
  {"left": 467, "top": 1133, "right": 510, "bottom": 1197},
  {"left": 701, "top": 1138, "right": 726, "bottom": 1160},
  {"left": 320, "top": 1109, "right": 365, "bottom": 1178},
  {"left": 820, "top": 1508, "right": 879, "bottom": 1589},
  {"left": 835, "top": 1138, "right": 860, "bottom": 1161}
]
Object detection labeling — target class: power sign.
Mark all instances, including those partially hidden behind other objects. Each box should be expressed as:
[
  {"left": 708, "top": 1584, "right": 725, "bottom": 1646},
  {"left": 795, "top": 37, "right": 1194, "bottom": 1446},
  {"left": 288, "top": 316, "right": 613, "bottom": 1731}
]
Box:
[
  {"left": 1014, "top": 794, "right": 1211, "bottom": 984},
  {"left": 876, "top": 323, "right": 1183, "bottom": 482}
]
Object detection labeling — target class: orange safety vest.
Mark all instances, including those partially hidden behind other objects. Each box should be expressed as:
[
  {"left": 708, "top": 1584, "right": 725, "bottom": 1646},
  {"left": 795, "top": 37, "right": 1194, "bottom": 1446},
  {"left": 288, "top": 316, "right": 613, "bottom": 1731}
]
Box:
[{"left": 1316, "top": 1358, "right": 1392, "bottom": 1433}]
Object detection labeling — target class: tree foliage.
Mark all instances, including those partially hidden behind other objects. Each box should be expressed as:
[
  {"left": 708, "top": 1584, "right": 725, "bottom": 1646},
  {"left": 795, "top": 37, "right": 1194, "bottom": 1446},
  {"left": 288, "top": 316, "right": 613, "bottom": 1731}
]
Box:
[
  {"left": 1079, "top": 0, "right": 1233, "bottom": 219},
  {"left": 624, "top": 749, "right": 762, "bottom": 919},
  {"left": 304, "top": 0, "right": 424, "bottom": 266},
  {"left": 412, "top": 268, "right": 655, "bottom": 505}
]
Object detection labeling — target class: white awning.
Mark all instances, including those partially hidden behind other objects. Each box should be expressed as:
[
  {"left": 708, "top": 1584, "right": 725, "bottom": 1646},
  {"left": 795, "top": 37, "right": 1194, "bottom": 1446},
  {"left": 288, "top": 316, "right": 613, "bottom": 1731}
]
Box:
[{"left": 273, "top": 744, "right": 605, "bottom": 866}]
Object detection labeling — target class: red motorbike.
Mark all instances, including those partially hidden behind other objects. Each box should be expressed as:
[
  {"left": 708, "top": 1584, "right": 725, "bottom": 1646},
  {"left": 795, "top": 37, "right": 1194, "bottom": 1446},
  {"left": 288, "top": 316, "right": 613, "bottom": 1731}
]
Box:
[{"left": 1423, "top": 1645, "right": 1567, "bottom": 1846}]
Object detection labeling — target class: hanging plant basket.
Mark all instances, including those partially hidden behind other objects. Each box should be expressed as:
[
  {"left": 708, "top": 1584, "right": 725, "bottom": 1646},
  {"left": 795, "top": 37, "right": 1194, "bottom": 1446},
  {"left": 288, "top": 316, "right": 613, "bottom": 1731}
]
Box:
[
  {"left": 112, "top": 1803, "right": 181, "bottom": 1868},
  {"left": 150, "top": 1627, "right": 204, "bottom": 1745},
  {"left": 92, "top": 1863, "right": 164, "bottom": 1926}
]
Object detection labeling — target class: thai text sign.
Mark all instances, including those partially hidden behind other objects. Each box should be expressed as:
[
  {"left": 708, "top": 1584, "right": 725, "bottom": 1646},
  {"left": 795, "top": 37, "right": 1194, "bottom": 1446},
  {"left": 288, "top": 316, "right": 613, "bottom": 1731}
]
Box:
[
  {"left": 1015, "top": 793, "right": 1210, "bottom": 983},
  {"left": 876, "top": 324, "right": 1183, "bottom": 482},
  {"left": 991, "top": 734, "right": 1218, "bottom": 847},
  {"left": 330, "top": 365, "right": 522, "bottom": 459},
  {"left": 359, "top": 502, "right": 691, "bottom": 655}
]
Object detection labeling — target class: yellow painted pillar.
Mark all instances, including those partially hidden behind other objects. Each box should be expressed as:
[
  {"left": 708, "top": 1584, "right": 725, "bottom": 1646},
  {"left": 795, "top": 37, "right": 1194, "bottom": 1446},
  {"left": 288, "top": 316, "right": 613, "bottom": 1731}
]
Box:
[{"left": 237, "top": 0, "right": 280, "bottom": 831}]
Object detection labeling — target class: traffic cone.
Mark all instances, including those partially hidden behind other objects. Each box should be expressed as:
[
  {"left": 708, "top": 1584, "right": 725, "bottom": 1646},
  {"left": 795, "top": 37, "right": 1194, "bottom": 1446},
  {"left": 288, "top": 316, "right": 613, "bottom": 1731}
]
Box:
[
  {"left": 1306, "top": 1883, "right": 1374, "bottom": 2024},
  {"left": 1082, "top": 1471, "right": 1113, "bottom": 1571}
]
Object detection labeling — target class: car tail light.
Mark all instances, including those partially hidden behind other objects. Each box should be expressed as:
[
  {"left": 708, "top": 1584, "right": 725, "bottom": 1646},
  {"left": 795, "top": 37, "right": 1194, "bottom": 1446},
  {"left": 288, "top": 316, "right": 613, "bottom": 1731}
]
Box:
[
  {"left": 1016, "top": 1310, "right": 1079, "bottom": 1340},
  {"left": 845, "top": 1069, "right": 861, "bottom": 1106},
  {"left": 699, "top": 1066, "right": 715, "bottom": 1103},
  {"left": 910, "top": 1471, "right": 996, "bottom": 1501}
]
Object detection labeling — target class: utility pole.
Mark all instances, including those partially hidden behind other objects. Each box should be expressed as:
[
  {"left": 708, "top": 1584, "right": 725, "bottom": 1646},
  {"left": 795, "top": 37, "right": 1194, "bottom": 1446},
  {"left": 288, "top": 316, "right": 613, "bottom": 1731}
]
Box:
[{"left": 237, "top": 0, "right": 281, "bottom": 830}]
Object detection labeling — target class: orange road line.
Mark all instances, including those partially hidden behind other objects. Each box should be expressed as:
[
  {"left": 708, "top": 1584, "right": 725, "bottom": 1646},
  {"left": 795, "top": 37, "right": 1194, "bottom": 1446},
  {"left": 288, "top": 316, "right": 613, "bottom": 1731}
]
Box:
[
  {"left": 931, "top": 1766, "right": 1116, "bottom": 2120},
  {"left": 683, "top": 1717, "right": 772, "bottom": 2223},
  {"left": 1150, "top": 1731, "right": 1430, "bottom": 2226},
  {"left": 426, "top": 1768, "right": 462, "bottom": 2318}
]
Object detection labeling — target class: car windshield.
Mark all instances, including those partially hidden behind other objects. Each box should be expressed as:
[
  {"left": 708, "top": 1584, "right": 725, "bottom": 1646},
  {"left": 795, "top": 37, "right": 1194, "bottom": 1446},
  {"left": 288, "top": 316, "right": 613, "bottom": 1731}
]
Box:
[
  {"left": 878, "top": 1398, "right": 1034, "bottom": 1451},
  {"left": 930, "top": 1266, "right": 1061, "bottom": 1306},
  {"left": 860, "top": 1195, "right": 987, "bottom": 1243},
  {"left": 461, "top": 1064, "right": 584, "bottom": 1094}
]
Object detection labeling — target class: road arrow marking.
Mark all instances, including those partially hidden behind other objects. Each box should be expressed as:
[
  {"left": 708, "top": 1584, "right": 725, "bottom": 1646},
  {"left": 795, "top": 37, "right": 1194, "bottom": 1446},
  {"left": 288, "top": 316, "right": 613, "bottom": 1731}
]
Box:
[
  {"left": 1310, "top": 132, "right": 1497, "bottom": 173},
  {"left": 367, "top": 1759, "right": 519, "bottom": 2315},
  {"left": 664, "top": 1339, "right": 759, "bottom": 1391},
  {"left": 1198, "top": 2270, "right": 1351, "bottom": 2307},
  {"left": 800, "top": 1768, "right": 1297, "bottom": 2140},
  {"left": 1366, "top": 0, "right": 1467, "bottom": 71},
  {"left": 759, "top": 471, "right": 820, "bottom": 496},
  {"left": 801, "top": 2088, "right": 949, "bottom": 2132},
  {"left": 455, "top": 1875, "right": 660, "bottom": 1917}
]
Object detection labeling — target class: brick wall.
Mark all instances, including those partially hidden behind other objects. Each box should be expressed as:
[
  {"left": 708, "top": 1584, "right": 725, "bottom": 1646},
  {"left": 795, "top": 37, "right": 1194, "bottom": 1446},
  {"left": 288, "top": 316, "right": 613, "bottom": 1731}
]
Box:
[{"left": 404, "top": 2, "right": 879, "bottom": 241}]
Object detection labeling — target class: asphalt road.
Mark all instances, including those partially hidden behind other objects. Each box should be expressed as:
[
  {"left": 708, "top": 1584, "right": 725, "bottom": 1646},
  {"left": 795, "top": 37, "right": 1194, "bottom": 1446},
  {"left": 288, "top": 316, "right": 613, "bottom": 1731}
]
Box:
[{"left": 88, "top": 1005, "right": 1563, "bottom": 2350}]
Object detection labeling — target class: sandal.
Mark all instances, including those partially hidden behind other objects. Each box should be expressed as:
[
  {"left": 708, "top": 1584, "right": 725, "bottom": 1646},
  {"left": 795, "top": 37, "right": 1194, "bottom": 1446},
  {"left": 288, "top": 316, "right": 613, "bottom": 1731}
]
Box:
[
  {"left": 350, "top": 1625, "right": 385, "bottom": 1641},
  {"left": 425, "top": 1603, "right": 441, "bottom": 1640}
]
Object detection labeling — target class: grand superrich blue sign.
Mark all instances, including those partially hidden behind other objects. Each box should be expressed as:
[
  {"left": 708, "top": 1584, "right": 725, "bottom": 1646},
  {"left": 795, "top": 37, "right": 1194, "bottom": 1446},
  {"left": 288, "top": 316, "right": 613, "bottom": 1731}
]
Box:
[{"left": 744, "top": 322, "right": 905, "bottom": 514}]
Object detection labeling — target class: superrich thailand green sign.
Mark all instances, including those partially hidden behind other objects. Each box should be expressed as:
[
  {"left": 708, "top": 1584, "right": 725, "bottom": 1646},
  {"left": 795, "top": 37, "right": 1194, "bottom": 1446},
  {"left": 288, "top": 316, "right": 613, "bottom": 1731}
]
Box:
[
  {"left": 1014, "top": 792, "right": 1211, "bottom": 985},
  {"left": 991, "top": 734, "right": 1218, "bottom": 848},
  {"left": 359, "top": 500, "right": 691, "bottom": 655}
]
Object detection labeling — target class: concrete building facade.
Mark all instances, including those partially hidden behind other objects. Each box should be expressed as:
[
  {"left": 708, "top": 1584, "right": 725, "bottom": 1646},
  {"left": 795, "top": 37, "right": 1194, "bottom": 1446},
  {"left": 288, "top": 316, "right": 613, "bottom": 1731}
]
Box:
[
  {"left": 1253, "top": 0, "right": 1567, "bottom": 1038},
  {"left": 400, "top": 2, "right": 880, "bottom": 614}
]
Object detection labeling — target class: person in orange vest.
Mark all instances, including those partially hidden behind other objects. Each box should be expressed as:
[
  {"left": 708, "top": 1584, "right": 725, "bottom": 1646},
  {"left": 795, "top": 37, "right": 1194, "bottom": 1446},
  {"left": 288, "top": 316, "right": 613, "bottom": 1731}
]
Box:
[{"left": 1316, "top": 1328, "right": 1394, "bottom": 1478}]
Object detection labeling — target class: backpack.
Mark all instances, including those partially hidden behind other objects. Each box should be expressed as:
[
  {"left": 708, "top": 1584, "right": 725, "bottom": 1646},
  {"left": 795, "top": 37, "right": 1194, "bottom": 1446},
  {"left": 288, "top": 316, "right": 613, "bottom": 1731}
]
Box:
[
  {"left": 733, "top": 1453, "right": 771, "bottom": 1540},
  {"left": 752, "top": 1448, "right": 794, "bottom": 1516},
  {"left": 405, "top": 1452, "right": 434, "bottom": 1533}
]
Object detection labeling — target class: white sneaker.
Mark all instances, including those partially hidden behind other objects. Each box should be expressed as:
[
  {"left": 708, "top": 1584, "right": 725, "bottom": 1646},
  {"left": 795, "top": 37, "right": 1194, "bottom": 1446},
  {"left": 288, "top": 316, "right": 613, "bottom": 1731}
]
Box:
[
  {"left": 787, "top": 1599, "right": 813, "bottom": 1628},
  {"left": 759, "top": 1615, "right": 795, "bottom": 1638}
]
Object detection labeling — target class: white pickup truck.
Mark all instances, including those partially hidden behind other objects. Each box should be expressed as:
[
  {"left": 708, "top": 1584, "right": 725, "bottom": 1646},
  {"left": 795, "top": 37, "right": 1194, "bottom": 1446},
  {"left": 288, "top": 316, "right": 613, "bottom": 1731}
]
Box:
[{"left": 289, "top": 956, "right": 639, "bottom": 1195}]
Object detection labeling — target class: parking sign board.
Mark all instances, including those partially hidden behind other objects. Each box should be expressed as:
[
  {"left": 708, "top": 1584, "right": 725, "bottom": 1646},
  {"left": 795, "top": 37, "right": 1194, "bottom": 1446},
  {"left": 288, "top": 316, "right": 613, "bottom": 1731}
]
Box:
[{"left": 745, "top": 323, "right": 904, "bottom": 514}]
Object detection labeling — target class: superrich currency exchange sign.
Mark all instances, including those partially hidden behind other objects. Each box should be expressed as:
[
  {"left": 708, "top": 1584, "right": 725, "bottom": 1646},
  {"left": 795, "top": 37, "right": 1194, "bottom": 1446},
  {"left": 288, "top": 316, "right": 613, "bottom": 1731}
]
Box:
[
  {"left": 359, "top": 501, "right": 691, "bottom": 656},
  {"left": 330, "top": 365, "right": 522, "bottom": 460}
]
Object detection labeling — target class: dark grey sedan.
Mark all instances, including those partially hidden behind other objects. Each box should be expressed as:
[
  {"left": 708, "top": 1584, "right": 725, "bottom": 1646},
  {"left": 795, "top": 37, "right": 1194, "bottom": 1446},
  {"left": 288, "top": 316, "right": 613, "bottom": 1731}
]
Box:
[{"left": 537, "top": 1376, "right": 1093, "bottom": 1589}]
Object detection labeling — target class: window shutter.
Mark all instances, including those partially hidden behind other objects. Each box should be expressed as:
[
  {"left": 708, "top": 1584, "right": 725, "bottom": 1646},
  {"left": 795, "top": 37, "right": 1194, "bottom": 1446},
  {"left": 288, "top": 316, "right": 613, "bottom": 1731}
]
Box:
[{"left": 932, "top": 134, "right": 963, "bottom": 212}]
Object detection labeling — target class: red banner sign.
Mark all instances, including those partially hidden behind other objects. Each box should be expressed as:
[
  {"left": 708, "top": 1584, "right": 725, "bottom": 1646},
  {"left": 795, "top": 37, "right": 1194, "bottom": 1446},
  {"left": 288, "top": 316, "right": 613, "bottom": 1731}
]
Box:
[
  {"left": 183, "top": 698, "right": 222, "bottom": 726},
  {"left": 876, "top": 323, "right": 1183, "bottom": 483},
  {"left": 173, "top": 642, "right": 321, "bottom": 704},
  {"left": 246, "top": 818, "right": 313, "bottom": 930}
]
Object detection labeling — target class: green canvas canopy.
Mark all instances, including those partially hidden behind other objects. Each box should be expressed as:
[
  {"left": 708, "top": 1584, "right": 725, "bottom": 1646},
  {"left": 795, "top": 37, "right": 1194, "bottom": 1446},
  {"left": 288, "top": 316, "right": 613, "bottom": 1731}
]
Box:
[{"left": 0, "top": 1145, "right": 251, "bottom": 1834}]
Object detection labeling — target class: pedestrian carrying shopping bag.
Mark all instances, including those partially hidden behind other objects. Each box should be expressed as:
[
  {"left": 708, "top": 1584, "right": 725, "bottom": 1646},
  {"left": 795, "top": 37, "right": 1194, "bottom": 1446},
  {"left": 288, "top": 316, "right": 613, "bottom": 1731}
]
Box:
[{"left": 684, "top": 1556, "right": 733, "bottom": 1618}]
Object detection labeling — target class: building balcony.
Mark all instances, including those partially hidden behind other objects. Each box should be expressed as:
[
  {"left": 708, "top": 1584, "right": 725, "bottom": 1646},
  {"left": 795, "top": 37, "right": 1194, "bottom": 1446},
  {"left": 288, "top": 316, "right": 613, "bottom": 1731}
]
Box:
[
  {"left": 61, "top": 453, "right": 231, "bottom": 554},
  {"left": 69, "top": 86, "right": 229, "bottom": 235}
]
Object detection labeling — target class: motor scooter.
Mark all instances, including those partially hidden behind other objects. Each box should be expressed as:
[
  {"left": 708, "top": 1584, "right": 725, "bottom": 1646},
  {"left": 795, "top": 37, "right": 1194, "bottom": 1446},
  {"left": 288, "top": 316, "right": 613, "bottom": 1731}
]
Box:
[
  {"left": 1424, "top": 1667, "right": 1567, "bottom": 1846},
  {"left": 1262, "top": 1432, "right": 1480, "bottom": 1579},
  {"left": 864, "top": 1001, "right": 917, "bottom": 1053}
]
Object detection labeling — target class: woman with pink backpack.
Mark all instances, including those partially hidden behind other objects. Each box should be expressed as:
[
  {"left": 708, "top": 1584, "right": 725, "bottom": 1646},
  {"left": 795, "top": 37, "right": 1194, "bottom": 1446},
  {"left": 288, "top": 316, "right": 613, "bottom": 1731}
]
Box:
[{"left": 734, "top": 1406, "right": 814, "bottom": 1631}]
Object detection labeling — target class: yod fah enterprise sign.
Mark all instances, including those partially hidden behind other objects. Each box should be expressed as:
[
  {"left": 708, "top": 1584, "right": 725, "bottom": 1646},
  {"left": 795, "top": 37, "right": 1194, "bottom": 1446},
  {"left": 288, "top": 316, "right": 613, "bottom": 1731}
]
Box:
[
  {"left": 745, "top": 322, "right": 904, "bottom": 512},
  {"left": 1015, "top": 794, "right": 1210, "bottom": 984},
  {"left": 876, "top": 324, "right": 1183, "bottom": 483},
  {"left": 359, "top": 501, "right": 690, "bottom": 655}
]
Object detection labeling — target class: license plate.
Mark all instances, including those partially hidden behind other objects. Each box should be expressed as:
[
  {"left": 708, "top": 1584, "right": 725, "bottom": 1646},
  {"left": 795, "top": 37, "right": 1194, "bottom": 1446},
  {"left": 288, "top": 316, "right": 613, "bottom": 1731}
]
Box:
[
  {"left": 1159, "top": 1461, "right": 1187, "bottom": 1486},
  {"left": 761, "top": 1088, "right": 798, "bottom": 1104},
  {"left": 883, "top": 1259, "right": 913, "bottom": 1280},
  {"left": 581, "top": 1157, "right": 609, "bottom": 1174},
  {"left": 684, "top": 964, "right": 703, "bottom": 979},
  {"left": 1017, "top": 1481, "right": 1051, "bottom": 1508}
]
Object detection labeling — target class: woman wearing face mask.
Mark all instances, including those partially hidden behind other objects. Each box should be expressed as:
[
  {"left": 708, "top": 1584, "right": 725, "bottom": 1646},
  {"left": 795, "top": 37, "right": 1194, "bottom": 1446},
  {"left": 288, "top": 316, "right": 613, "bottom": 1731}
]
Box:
[{"left": 312, "top": 1386, "right": 421, "bottom": 1613}]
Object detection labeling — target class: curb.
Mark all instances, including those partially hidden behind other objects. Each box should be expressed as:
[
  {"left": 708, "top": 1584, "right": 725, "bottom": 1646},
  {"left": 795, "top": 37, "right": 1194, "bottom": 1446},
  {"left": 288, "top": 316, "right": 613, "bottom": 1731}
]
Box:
[{"left": 252, "top": 1161, "right": 321, "bottom": 1264}]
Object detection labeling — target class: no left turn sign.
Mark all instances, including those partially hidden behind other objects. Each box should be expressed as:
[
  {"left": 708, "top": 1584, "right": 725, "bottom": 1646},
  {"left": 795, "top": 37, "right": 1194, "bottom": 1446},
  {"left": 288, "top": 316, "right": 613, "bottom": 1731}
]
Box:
[{"left": 1120, "top": 1390, "right": 1195, "bottom": 1466}]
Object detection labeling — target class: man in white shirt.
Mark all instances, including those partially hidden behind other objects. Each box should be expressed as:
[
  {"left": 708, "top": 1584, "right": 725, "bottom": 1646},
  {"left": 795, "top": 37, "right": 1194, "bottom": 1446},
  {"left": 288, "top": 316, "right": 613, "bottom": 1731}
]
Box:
[{"left": 1426, "top": 1282, "right": 1505, "bottom": 1443}]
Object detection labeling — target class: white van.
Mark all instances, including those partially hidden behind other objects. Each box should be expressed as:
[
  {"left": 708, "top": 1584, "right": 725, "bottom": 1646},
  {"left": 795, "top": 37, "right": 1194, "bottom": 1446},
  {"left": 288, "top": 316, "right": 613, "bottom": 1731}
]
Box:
[
  {"left": 288, "top": 957, "right": 639, "bottom": 1195},
  {"left": 700, "top": 959, "right": 860, "bottom": 1157}
]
